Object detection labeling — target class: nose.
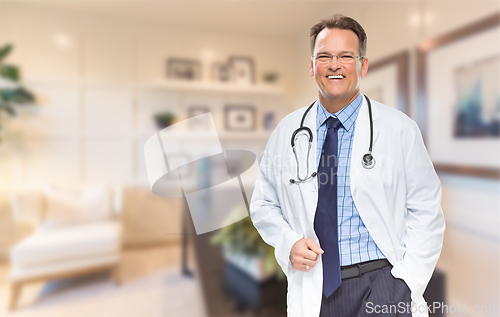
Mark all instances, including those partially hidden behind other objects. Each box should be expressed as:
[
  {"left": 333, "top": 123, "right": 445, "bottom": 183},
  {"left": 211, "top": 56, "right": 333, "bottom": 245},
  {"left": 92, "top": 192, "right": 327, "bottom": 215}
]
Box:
[{"left": 328, "top": 56, "right": 341, "bottom": 70}]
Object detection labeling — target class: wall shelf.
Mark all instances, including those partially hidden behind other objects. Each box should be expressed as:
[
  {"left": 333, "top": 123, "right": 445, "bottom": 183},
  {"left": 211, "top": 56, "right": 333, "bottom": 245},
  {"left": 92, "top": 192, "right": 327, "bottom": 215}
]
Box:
[
  {"left": 135, "top": 130, "right": 272, "bottom": 141},
  {"left": 147, "top": 80, "right": 284, "bottom": 96}
]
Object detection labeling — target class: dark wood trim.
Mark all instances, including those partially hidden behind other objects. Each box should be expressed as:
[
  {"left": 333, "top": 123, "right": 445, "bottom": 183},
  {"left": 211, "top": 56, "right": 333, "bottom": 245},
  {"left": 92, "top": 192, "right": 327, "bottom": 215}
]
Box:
[
  {"left": 434, "top": 164, "right": 500, "bottom": 180},
  {"left": 416, "top": 13, "right": 500, "bottom": 179},
  {"left": 416, "top": 47, "right": 427, "bottom": 136},
  {"left": 418, "top": 13, "right": 500, "bottom": 52},
  {"left": 368, "top": 50, "right": 410, "bottom": 114},
  {"left": 417, "top": 13, "right": 500, "bottom": 140}
]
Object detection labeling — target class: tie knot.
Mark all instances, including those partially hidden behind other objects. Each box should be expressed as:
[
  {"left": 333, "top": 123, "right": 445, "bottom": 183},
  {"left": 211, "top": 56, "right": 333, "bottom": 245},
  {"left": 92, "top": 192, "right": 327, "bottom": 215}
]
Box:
[{"left": 325, "top": 117, "right": 342, "bottom": 130}]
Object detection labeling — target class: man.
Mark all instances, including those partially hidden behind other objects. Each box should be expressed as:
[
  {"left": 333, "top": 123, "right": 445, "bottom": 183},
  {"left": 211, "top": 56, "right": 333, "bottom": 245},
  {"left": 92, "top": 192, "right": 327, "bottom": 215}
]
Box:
[{"left": 250, "top": 14, "right": 445, "bottom": 317}]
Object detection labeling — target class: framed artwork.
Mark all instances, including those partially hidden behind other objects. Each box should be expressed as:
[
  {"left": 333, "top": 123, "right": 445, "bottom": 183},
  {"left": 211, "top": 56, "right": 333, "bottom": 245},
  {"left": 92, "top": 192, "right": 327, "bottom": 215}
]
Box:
[
  {"left": 224, "top": 105, "right": 256, "bottom": 131},
  {"left": 211, "top": 62, "right": 231, "bottom": 83},
  {"left": 228, "top": 56, "right": 254, "bottom": 85},
  {"left": 361, "top": 50, "right": 409, "bottom": 114},
  {"left": 167, "top": 58, "right": 201, "bottom": 81},
  {"left": 416, "top": 13, "right": 500, "bottom": 179},
  {"left": 187, "top": 106, "right": 210, "bottom": 130}
]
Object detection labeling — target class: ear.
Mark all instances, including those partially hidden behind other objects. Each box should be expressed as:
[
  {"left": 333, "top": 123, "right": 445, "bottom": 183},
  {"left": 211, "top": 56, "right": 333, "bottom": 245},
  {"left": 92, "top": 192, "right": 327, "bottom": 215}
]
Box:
[
  {"left": 360, "top": 58, "right": 369, "bottom": 77},
  {"left": 309, "top": 58, "right": 314, "bottom": 76}
]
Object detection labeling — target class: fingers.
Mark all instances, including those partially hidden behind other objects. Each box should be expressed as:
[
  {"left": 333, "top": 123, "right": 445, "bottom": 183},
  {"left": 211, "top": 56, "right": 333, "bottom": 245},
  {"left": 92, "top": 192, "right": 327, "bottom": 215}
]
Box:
[
  {"left": 289, "top": 237, "right": 324, "bottom": 272},
  {"left": 291, "top": 257, "right": 317, "bottom": 271},
  {"left": 302, "top": 258, "right": 316, "bottom": 267},
  {"left": 304, "top": 239, "right": 324, "bottom": 254},
  {"left": 295, "top": 243, "right": 320, "bottom": 261},
  {"left": 293, "top": 259, "right": 316, "bottom": 272},
  {"left": 302, "top": 249, "right": 319, "bottom": 261}
]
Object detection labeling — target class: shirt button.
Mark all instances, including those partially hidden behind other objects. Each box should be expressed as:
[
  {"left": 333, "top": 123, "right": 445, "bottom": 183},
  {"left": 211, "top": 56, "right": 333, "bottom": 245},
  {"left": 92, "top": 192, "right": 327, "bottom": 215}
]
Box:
[
  {"left": 368, "top": 222, "right": 375, "bottom": 229},
  {"left": 353, "top": 189, "right": 357, "bottom": 196},
  {"left": 388, "top": 251, "right": 394, "bottom": 258}
]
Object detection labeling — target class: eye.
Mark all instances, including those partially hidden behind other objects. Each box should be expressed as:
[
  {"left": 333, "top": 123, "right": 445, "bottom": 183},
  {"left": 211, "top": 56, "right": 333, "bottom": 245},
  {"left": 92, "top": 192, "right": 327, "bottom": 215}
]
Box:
[
  {"left": 341, "top": 55, "right": 354, "bottom": 59},
  {"left": 316, "top": 55, "right": 331, "bottom": 62}
]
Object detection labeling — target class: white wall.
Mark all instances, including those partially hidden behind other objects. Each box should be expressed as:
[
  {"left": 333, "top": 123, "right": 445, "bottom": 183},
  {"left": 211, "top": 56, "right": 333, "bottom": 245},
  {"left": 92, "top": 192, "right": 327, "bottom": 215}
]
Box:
[
  {"left": 0, "top": 2, "right": 299, "bottom": 259},
  {"left": 0, "top": 3, "right": 298, "bottom": 190}
]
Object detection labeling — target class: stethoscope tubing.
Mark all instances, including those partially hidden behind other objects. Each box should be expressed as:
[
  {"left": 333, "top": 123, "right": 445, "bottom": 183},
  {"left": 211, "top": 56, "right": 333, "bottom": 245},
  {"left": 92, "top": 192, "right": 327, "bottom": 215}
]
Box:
[{"left": 290, "top": 94, "right": 374, "bottom": 184}]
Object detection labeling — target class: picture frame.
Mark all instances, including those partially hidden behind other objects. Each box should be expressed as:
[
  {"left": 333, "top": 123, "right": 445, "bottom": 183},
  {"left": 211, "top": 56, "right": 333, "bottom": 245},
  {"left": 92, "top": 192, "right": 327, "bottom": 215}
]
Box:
[
  {"left": 416, "top": 13, "right": 500, "bottom": 179},
  {"left": 228, "top": 56, "right": 255, "bottom": 85},
  {"left": 188, "top": 106, "right": 210, "bottom": 118},
  {"left": 167, "top": 58, "right": 201, "bottom": 81},
  {"left": 187, "top": 106, "right": 211, "bottom": 130},
  {"left": 212, "top": 62, "right": 231, "bottom": 83},
  {"left": 361, "top": 50, "right": 409, "bottom": 114},
  {"left": 224, "top": 105, "right": 256, "bottom": 131}
]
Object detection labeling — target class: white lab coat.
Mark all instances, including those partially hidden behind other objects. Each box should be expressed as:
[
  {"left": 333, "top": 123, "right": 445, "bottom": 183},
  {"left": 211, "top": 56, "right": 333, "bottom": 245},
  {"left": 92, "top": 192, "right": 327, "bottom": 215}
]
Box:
[{"left": 250, "top": 98, "right": 445, "bottom": 317}]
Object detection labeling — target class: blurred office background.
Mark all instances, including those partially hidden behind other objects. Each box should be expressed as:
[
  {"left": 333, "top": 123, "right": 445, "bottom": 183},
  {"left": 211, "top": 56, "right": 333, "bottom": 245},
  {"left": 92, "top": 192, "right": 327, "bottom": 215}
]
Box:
[{"left": 0, "top": 0, "right": 498, "bottom": 316}]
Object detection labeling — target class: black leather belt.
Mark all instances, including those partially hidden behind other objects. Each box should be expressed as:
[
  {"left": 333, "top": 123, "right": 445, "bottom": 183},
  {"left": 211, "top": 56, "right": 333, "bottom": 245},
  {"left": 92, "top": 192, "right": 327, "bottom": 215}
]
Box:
[{"left": 340, "top": 259, "right": 391, "bottom": 280}]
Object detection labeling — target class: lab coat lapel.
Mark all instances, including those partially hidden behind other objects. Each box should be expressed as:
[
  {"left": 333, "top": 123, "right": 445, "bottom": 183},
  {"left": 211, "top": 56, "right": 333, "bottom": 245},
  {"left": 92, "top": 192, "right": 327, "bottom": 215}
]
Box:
[{"left": 350, "top": 96, "right": 380, "bottom": 194}]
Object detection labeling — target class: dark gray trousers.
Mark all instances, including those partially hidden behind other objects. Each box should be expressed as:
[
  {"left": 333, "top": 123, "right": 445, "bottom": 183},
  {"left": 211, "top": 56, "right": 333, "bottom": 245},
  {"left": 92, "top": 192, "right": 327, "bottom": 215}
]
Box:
[{"left": 319, "top": 265, "right": 412, "bottom": 317}]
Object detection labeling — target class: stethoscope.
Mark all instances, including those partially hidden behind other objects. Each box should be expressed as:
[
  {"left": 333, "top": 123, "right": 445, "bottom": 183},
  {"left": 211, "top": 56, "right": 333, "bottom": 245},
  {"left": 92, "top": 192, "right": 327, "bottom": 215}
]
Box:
[{"left": 290, "top": 94, "right": 375, "bottom": 184}]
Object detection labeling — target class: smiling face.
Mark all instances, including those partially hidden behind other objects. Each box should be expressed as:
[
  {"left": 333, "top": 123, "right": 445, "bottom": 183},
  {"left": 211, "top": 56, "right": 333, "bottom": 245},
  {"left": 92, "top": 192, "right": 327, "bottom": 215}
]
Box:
[{"left": 310, "top": 28, "right": 369, "bottom": 113}]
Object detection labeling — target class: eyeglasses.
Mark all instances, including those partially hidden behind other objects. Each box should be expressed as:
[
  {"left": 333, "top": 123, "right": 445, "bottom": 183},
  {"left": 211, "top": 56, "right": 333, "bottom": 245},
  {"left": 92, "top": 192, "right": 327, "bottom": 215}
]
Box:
[{"left": 312, "top": 53, "right": 364, "bottom": 64}]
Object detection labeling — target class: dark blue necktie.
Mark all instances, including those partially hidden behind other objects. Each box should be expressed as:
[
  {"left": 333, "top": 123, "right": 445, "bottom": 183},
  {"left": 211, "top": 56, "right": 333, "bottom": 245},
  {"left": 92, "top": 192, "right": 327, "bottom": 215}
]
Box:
[{"left": 314, "top": 117, "right": 343, "bottom": 298}]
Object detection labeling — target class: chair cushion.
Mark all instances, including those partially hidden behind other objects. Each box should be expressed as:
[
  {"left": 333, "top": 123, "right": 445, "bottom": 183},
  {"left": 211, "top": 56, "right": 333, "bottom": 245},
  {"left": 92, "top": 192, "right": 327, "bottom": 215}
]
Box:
[
  {"left": 10, "top": 221, "right": 121, "bottom": 268},
  {"left": 43, "top": 183, "right": 111, "bottom": 228}
]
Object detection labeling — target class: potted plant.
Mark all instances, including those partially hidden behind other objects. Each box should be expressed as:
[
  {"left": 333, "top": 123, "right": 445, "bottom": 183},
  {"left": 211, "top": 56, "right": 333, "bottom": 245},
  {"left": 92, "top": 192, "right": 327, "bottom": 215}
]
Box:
[
  {"left": 211, "top": 205, "right": 284, "bottom": 281},
  {"left": 153, "top": 112, "right": 176, "bottom": 129},
  {"left": 0, "top": 44, "right": 36, "bottom": 142}
]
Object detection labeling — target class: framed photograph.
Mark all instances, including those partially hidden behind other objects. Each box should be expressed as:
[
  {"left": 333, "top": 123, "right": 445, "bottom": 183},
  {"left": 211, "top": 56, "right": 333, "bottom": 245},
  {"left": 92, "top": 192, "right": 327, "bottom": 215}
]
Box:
[
  {"left": 361, "top": 50, "right": 409, "bottom": 114},
  {"left": 188, "top": 106, "right": 210, "bottom": 118},
  {"left": 416, "top": 13, "right": 500, "bottom": 179},
  {"left": 212, "top": 62, "right": 231, "bottom": 83},
  {"left": 224, "top": 105, "right": 256, "bottom": 131},
  {"left": 228, "top": 56, "right": 254, "bottom": 85},
  {"left": 167, "top": 58, "right": 201, "bottom": 81},
  {"left": 187, "top": 106, "right": 210, "bottom": 130}
]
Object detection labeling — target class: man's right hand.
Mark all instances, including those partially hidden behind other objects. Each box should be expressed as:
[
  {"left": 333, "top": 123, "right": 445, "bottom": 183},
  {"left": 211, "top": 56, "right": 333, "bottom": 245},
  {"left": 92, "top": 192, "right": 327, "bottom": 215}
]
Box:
[{"left": 289, "top": 238, "right": 324, "bottom": 272}]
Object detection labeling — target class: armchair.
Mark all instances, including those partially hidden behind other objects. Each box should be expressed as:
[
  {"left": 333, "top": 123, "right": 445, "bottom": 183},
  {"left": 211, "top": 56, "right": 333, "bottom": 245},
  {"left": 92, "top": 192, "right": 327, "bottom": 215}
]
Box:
[{"left": 7, "top": 183, "right": 123, "bottom": 310}]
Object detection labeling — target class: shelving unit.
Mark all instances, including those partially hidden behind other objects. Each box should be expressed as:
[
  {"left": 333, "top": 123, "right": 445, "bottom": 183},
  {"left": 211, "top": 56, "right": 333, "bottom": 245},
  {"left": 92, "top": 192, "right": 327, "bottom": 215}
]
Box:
[{"left": 148, "top": 79, "right": 285, "bottom": 96}]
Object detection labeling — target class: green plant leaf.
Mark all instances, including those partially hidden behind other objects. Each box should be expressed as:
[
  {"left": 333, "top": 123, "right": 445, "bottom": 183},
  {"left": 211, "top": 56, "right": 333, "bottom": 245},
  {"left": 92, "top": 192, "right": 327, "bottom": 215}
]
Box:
[
  {"left": 0, "top": 89, "right": 14, "bottom": 101},
  {"left": 0, "top": 44, "right": 13, "bottom": 62},
  {"left": 0, "top": 64, "right": 20, "bottom": 82},
  {"left": 14, "top": 87, "right": 34, "bottom": 103},
  {"left": 0, "top": 103, "right": 15, "bottom": 116},
  {"left": 0, "top": 88, "right": 34, "bottom": 105}
]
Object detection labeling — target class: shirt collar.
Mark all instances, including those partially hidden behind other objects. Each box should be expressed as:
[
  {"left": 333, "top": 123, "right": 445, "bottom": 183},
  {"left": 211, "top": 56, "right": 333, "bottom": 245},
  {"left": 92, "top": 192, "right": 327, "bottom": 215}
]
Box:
[{"left": 316, "top": 93, "right": 363, "bottom": 132}]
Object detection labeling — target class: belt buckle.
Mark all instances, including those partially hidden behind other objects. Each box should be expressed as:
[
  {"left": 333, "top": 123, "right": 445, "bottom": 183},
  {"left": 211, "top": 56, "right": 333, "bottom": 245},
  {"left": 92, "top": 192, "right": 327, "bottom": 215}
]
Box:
[{"left": 356, "top": 263, "right": 363, "bottom": 277}]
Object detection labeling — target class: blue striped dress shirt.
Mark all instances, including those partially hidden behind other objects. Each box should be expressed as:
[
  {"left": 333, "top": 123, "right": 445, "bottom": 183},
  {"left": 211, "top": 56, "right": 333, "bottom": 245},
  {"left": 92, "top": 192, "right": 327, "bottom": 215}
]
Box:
[{"left": 316, "top": 93, "right": 386, "bottom": 266}]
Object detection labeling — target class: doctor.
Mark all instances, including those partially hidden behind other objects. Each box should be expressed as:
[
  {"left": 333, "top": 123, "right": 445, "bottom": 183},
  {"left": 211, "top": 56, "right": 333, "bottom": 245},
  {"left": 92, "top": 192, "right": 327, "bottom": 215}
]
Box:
[{"left": 250, "top": 14, "right": 445, "bottom": 317}]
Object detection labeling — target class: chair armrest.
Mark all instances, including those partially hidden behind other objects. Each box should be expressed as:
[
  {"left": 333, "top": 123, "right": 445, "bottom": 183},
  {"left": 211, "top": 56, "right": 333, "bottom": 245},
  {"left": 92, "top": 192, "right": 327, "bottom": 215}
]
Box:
[
  {"left": 112, "top": 184, "right": 123, "bottom": 216},
  {"left": 11, "top": 190, "right": 44, "bottom": 227}
]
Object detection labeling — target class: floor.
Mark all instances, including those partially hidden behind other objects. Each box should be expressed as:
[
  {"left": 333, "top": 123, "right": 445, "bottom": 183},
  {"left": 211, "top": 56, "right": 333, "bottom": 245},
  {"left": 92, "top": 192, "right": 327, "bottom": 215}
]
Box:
[{"left": 0, "top": 243, "right": 207, "bottom": 317}]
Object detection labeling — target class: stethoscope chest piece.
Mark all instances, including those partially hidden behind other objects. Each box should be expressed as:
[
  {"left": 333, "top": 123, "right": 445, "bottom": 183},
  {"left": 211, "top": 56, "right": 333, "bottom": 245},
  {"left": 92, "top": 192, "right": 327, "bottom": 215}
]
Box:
[{"left": 362, "top": 153, "right": 375, "bottom": 169}]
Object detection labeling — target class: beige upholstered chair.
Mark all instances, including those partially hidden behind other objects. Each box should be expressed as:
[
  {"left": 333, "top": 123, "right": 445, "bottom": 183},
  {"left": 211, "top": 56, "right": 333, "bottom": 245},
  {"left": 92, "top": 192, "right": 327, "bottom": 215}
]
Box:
[{"left": 7, "top": 183, "right": 123, "bottom": 310}]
